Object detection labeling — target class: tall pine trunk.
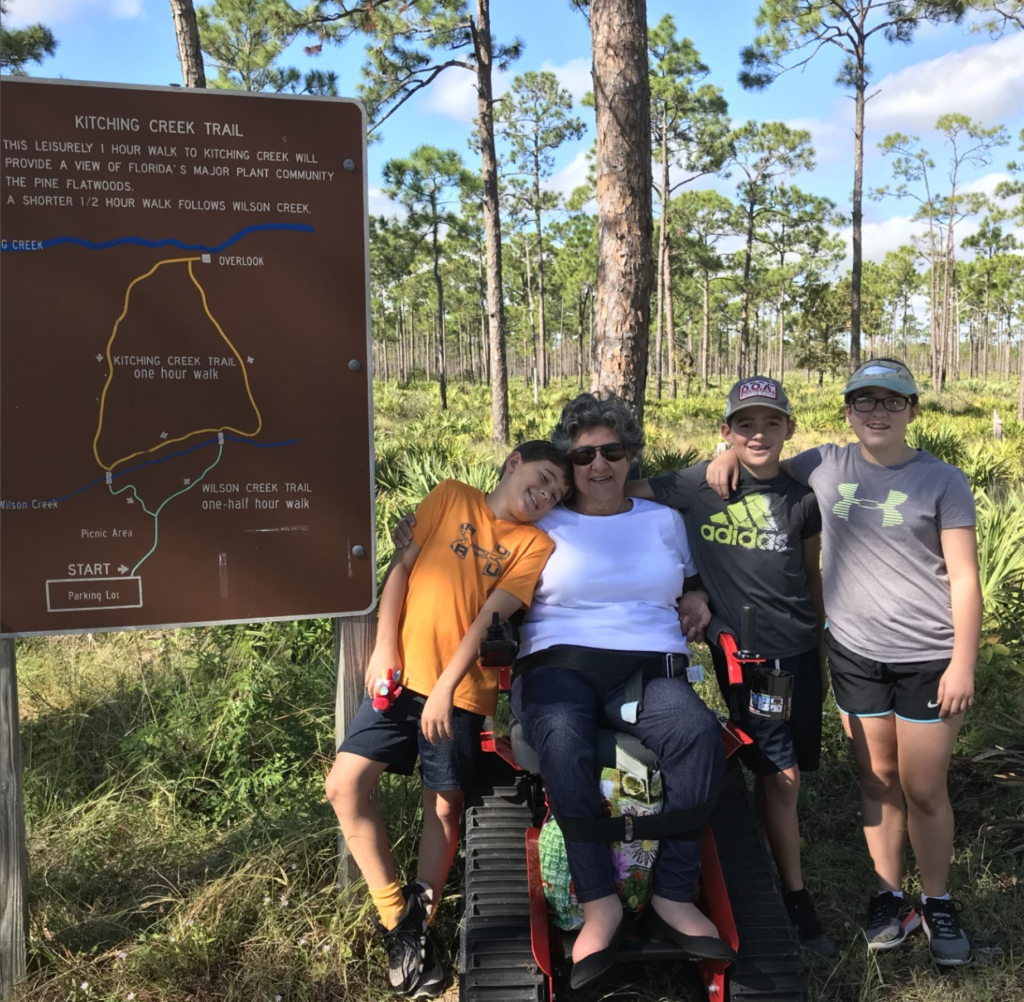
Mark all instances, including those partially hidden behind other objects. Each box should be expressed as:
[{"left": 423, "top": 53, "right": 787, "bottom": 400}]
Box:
[
  {"left": 590, "top": 0, "right": 653, "bottom": 422},
  {"left": 473, "top": 0, "right": 509, "bottom": 442},
  {"left": 168, "top": 0, "right": 206, "bottom": 87}
]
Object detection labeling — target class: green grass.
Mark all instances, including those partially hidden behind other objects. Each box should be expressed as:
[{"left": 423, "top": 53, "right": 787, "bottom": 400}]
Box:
[{"left": 13, "top": 375, "right": 1024, "bottom": 1002}]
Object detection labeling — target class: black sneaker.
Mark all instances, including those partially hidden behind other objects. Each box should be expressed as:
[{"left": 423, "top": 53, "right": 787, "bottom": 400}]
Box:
[
  {"left": 921, "top": 897, "right": 972, "bottom": 967},
  {"left": 409, "top": 932, "right": 446, "bottom": 998},
  {"left": 784, "top": 888, "right": 838, "bottom": 958},
  {"left": 863, "top": 891, "right": 920, "bottom": 952},
  {"left": 373, "top": 889, "right": 428, "bottom": 994}
]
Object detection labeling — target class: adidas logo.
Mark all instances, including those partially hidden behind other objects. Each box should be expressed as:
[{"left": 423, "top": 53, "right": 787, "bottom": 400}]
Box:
[{"left": 701, "top": 495, "right": 787, "bottom": 551}]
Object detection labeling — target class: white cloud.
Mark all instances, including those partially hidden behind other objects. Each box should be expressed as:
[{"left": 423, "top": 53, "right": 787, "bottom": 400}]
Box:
[
  {"left": 420, "top": 65, "right": 510, "bottom": 123},
  {"left": 540, "top": 57, "right": 592, "bottom": 105},
  {"left": 368, "top": 186, "right": 398, "bottom": 218},
  {"left": 5, "top": 0, "right": 142, "bottom": 24},
  {"left": 870, "top": 33, "right": 1024, "bottom": 133},
  {"left": 785, "top": 116, "right": 849, "bottom": 165},
  {"left": 544, "top": 147, "right": 590, "bottom": 199},
  {"left": 837, "top": 213, "right": 924, "bottom": 271}
]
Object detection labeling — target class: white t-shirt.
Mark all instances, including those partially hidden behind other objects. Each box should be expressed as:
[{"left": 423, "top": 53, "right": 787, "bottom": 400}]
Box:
[{"left": 519, "top": 498, "right": 698, "bottom": 657}]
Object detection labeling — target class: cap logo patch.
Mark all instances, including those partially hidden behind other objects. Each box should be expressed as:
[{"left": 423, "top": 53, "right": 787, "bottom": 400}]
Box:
[{"left": 738, "top": 379, "right": 777, "bottom": 400}]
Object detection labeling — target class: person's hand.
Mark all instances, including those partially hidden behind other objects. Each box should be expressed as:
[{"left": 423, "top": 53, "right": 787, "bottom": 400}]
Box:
[
  {"left": 706, "top": 450, "right": 740, "bottom": 500},
  {"left": 936, "top": 662, "right": 974, "bottom": 718},
  {"left": 678, "top": 591, "right": 711, "bottom": 644},
  {"left": 420, "top": 686, "right": 454, "bottom": 744},
  {"left": 392, "top": 512, "right": 417, "bottom": 550},
  {"left": 365, "top": 647, "right": 399, "bottom": 695}
]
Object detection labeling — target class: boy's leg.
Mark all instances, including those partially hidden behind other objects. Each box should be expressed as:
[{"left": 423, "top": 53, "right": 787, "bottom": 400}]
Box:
[
  {"left": 413, "top": 703, "right": 485, "bottom": 914},
  {"left": 756, "top": 766, "right": 802, "bottom": 891}
]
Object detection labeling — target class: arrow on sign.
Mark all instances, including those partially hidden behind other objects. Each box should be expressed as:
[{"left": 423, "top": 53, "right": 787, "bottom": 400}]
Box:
[
  {"left": 183, "top": 478, "right": 191, "bottom": 485},
  {"left": 160, "top": 431, "right": 168, "bottom": 439},
  {"left": 95, "top": 354, "right": 104, "bottom": 362},
  {"left": 126, "top": 497, "right": 134, "bottom": 504},
  {"left": 247, "top": 356, "right": 254, "bottom": 364},
  {"left": 118, "top": 565, "right": 129, "bottom": 574}
]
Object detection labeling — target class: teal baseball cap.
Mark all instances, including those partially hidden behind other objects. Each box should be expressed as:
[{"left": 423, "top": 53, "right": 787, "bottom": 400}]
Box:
[{"left": 843, "top": 358, "right": 918, "bottom": 398}]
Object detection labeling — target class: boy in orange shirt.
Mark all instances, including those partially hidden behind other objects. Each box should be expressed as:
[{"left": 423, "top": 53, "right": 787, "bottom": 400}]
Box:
[{"left": 325, "top": 441, "right": 572, "bottom": 998}]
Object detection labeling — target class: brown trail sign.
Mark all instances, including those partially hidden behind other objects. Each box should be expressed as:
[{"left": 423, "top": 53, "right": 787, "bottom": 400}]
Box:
[
  {"left": 0, "top": 79, "right": 375, "bottom": 637},
  {"left": 0, "top": 80, "right": 377, "bottom": 996}
]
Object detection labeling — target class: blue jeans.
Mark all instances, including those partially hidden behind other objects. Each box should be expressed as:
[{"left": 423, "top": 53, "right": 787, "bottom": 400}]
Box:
[{"left": 511, "top": 666, "right": 725, "bottom": 904}]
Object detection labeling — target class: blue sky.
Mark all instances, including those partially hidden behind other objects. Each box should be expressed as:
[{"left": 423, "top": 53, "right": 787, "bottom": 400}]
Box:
[{"left": 7, "top": 0, "right": 1024, "bottom": 266}]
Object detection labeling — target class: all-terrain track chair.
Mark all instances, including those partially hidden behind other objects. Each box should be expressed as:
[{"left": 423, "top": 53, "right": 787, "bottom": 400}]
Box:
[{"left": 458, "top": 610, "right": 808, "bottom": 1002}]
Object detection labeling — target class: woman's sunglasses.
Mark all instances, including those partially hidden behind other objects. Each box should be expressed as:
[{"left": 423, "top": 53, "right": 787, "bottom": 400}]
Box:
[{"left": 569, "top": 443, "right": 628, "bottom": 466}]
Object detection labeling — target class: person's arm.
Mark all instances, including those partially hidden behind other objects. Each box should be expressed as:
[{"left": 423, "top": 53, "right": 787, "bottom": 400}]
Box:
[
  {"left": 420, "top": 588, "right": 525, "bottom": 744},
  {"left": 365, "top": 541, "right": 421, "bottom": 693},
  {"left": 936, "top": 526, "right": 982, "bottom": 718},
  {"left": 679, "top": 575, "right": 711, "bottom": 643},
  {"left": 802, "top": 533, "right": 828, "bottom": 701},
  {"left": 624, "top": 479, "right": 656, "bottom": 500}
]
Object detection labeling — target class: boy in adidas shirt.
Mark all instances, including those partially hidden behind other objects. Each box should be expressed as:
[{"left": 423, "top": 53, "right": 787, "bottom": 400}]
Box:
[
  {"left": 707, "top": 360, "right": 981, "bottom": 966},
  {"left": 627, "top": 376, "right": 835, "bottom": 957}
]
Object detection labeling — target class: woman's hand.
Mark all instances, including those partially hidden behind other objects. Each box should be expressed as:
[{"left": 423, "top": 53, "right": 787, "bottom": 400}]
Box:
[
  {"left": 392, "top": 512, "right": 417, "bottom": 550},
  {"left": 936, "top": 662, "right": 974, "bottom": 718},
  {"left": 421, "top": 686, "right": 455, "bottom": 744},
  {"left": 706, "top": 449, "right": 741, "bottom": 499},
  {"left": 678, "top": 591, "right": 711, "bottom": 644}
]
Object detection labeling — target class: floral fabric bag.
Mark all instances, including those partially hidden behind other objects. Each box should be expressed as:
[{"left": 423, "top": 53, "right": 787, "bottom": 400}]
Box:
[{"left": 537, "top": 764, "right": 663, "bottom": 931}]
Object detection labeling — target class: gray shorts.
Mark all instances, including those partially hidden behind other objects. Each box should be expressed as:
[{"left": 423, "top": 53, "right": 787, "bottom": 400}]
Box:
[{"left": 338, "top": 689, "right": 485, "bottom": 791}]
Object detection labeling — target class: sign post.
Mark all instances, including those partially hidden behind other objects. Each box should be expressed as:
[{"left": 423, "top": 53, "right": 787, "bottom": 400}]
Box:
[{"left": 0, "top": 78, "right": 376, "bottom": 992}]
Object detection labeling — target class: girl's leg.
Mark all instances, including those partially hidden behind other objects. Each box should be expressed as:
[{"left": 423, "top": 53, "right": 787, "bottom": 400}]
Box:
[
  {"left": 843, "top": 713, "right": 905, "bottom": 892},
  {"left": 895, "top": 714, "right": 964, "bottom": 896},
  {"left": 416, "top": 787, "right": 465, "bottom": 911}
]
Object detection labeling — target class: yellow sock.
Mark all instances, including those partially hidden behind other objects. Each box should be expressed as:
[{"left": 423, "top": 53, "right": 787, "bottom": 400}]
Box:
[{"left": 369, "top": 879, "right": 406, "bottom": 930}]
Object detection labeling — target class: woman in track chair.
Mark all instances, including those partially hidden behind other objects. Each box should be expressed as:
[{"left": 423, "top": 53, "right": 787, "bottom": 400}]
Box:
[{"left": 511, "top": 393, "right": 734, "bottom": 990}]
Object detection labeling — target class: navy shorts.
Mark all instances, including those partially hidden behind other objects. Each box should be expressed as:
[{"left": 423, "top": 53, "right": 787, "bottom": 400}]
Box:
[
  {"left": 337, "top": 689, "right": 485, "bottom": 791},
  {"left": 826, "top": 629, "right": 950, "bottom": 724},
  {"left": 711, "top": 644, "right": 823, "bottom": 776}
]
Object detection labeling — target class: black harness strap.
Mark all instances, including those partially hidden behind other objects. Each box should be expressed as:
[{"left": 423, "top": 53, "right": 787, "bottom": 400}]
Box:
[{"left": 553, "top": 790, "right": 719, "bottom": 844}]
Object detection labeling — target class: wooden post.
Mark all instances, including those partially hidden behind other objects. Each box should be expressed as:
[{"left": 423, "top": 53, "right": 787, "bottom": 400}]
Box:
[
  {"left": 0, "top": 639, "right": 28, "bottom": 1001},
  {"left": 333, "top": 613, "right": 377, "bottom": 887}
]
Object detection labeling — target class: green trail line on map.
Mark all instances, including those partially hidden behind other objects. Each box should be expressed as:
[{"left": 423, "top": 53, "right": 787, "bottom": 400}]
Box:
[{"left": 108, "top": 438, "right": 225, "bottom": 574}]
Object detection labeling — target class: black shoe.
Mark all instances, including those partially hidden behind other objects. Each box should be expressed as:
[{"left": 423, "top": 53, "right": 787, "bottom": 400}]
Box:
[
  {"left": 409, "top": 932, "right": 446, "bottom": 998},
  {"left": 863, "top": 891, "right": 920, "bottom": 952},
  {"left": 373, "top": 889, "right": 428, "bottom": 994},
  {"left": 569, "top": 911, "right": 635, "bottom": 990},
  {"left": 921, "top": 897, "right": 972, "bottom": 967},
  {"left": 784, "top": 888, "right": 838, "bottom": 959},
  {"left": 640, "top": 904, "right": 736, "bottom": 962}
]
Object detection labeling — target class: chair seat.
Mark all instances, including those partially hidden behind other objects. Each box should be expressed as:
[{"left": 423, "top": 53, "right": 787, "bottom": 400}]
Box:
[{"left": 509, "top": 720, "right": 659, "bottom": 776}]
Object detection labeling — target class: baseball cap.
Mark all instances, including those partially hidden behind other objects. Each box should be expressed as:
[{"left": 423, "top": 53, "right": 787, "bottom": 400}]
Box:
[
  {"left": 843, "top": 358, "right": 918, "bottom": 398},
  {"left": 725, "top": 376, "right": 791, "bottom": 420}
]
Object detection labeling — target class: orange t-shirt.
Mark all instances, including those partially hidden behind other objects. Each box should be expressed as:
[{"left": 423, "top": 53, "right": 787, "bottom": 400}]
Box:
[{"left": 397, "top": 479, "right": 555, "bottom": 716}]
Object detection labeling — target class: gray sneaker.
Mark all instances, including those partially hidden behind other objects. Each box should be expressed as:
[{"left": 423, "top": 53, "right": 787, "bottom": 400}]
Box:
[
  {"left": 921, "top": 897, "right": 972, "bottom": 966},
  {"left": 864, "top": 892, "right": 921, "bottom": 951}
]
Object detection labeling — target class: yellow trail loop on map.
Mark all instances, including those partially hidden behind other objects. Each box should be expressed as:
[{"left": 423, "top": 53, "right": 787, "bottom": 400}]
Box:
[{"left": 93, "top": 257, "right": 264, "bottom": 471}]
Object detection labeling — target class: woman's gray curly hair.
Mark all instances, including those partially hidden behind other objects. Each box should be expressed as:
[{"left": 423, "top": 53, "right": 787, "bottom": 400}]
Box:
[{"left": 551, "top": 393, "right": 644, "bottom": 459}]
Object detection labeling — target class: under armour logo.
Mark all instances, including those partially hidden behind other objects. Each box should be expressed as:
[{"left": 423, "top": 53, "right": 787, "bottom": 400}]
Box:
[
  {"left": 450, "top": 522, "right": 510, "bottom": 578},
  {"left": 832, "top": 483, "right": 909, "bottom": 527}
]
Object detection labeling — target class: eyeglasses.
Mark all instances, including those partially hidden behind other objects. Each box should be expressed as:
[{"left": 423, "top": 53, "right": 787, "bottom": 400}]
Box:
[
  {"left": 850, "top": 395, "right": 910, "bottom": 413},
  {"left": 568, "top": 442, "right": 628, "bottom": 466}
]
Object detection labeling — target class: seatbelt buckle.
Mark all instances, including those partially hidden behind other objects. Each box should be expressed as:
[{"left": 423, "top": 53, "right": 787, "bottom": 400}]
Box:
[{"left": 666, "top": 653, "right": 700, "bottom": 682}]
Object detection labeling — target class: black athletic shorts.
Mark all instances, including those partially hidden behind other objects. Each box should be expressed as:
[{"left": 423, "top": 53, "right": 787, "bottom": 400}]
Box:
[
  {"left": 825, "top": 629, "right": 950, "bottom": 724},
  {"left": 338, "top": 689, "right": 485, "bottom": 791},
  {"left": 711, "top": 643, "right": 823, "bottom": 776}
]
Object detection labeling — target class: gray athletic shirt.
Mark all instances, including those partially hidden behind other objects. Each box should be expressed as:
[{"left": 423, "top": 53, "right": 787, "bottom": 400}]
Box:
[{"left": 788, "top": 443, "right": 976, "bottom": 662}]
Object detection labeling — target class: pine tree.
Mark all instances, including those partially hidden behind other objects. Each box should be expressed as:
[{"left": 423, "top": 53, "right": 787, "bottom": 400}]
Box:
[{"left": 0, "top": 0, "right": 56, "bottom": 74}]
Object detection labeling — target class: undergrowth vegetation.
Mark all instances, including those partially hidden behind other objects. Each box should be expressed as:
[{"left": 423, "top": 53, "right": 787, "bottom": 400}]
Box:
[{"left": 13, "top": 376, "right": 1024, "bottom": 1002}]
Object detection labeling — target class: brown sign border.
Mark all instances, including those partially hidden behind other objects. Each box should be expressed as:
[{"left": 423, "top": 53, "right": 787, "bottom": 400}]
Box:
[{"left": 0, "top": 77, "right": 377, "bottom": 637}]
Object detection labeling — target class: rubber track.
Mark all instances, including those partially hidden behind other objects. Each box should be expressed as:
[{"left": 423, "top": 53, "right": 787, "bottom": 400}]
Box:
[
  {"left": 460, "top": 758, "right": 548, "bottom": 1002},
  {"left": 709, "top": 766, "right": 807, "bottom": 1001}
]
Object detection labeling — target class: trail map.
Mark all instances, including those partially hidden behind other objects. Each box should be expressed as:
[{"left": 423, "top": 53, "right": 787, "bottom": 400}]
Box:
[{"left": 0, "top": 79, "right": 375, "bottom": 636}]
